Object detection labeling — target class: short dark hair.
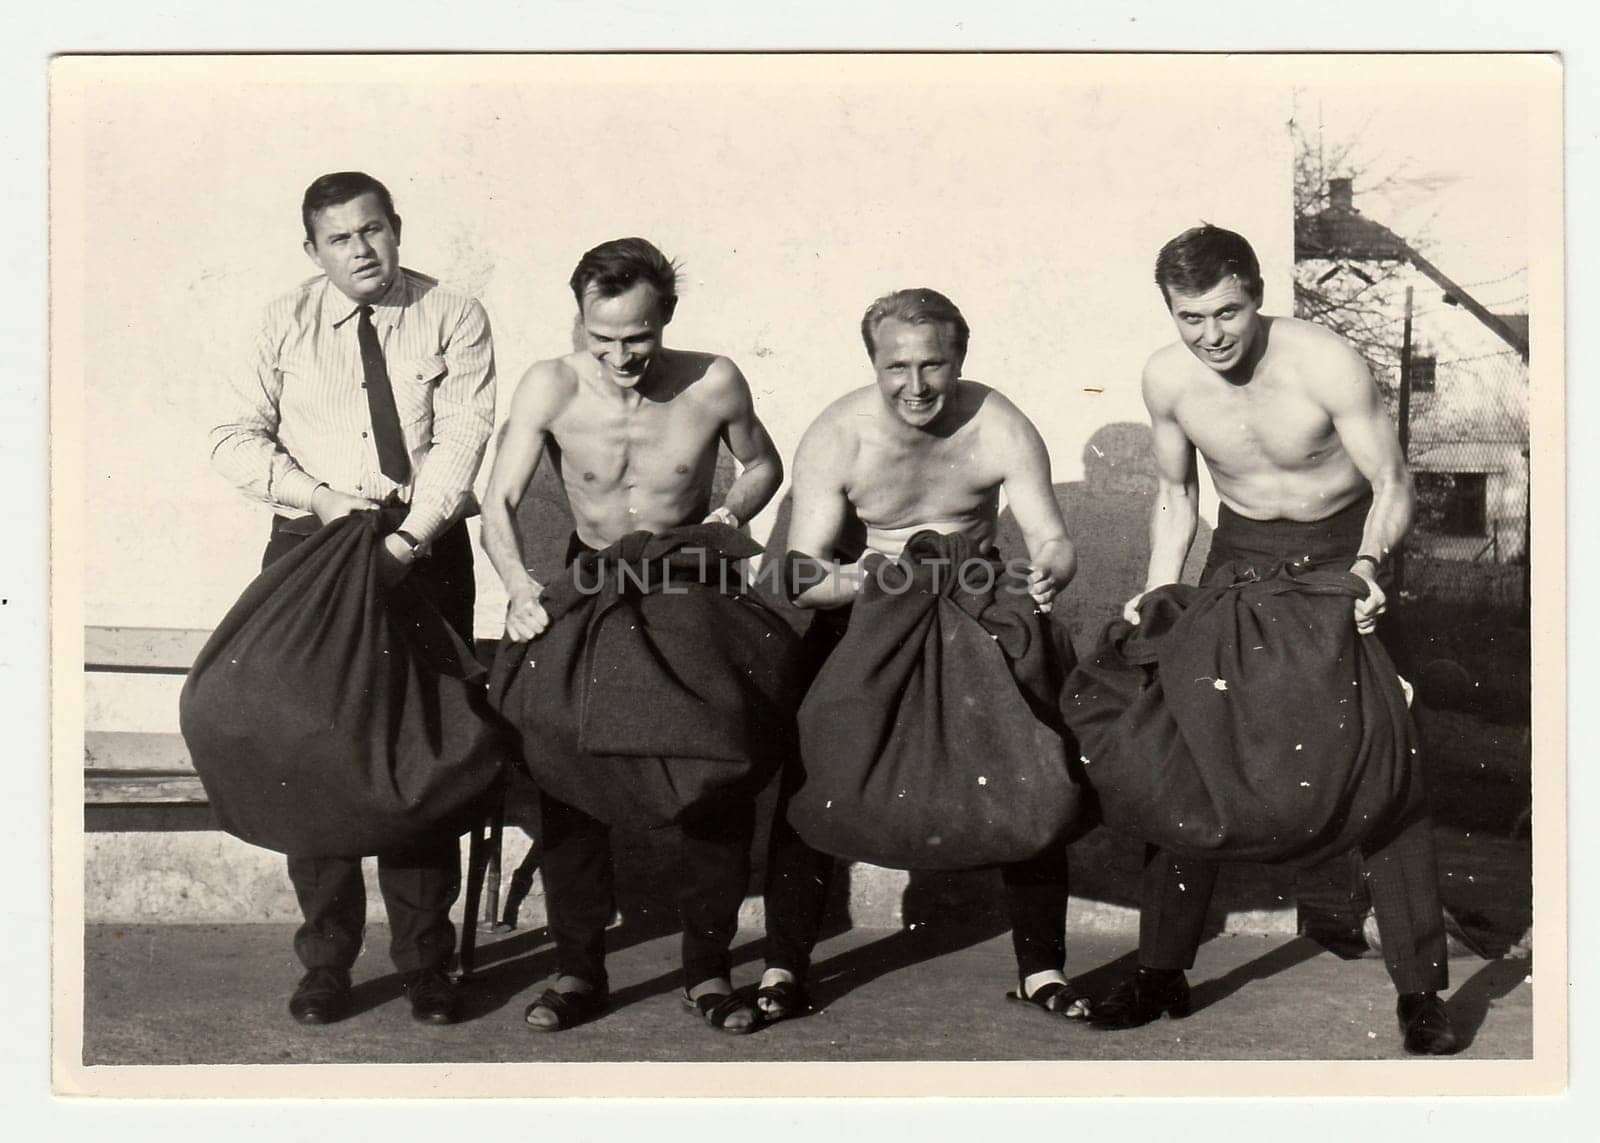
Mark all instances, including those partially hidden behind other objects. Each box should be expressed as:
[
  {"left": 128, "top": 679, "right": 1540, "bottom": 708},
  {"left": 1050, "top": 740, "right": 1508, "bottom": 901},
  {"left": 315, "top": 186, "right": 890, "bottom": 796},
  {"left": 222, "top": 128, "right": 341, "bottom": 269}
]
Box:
[
  {"left": 1153, "top": 225, "right": 1263, "bottom": 306},
  {"left": 301, "top": 172, "right": 399, "bottom": 244},
  {"left": 860, "top": 288, "right": 970, "bottom": 359},
  {"left": 569, "top": 237, "right": 680, "bottom": 312}
]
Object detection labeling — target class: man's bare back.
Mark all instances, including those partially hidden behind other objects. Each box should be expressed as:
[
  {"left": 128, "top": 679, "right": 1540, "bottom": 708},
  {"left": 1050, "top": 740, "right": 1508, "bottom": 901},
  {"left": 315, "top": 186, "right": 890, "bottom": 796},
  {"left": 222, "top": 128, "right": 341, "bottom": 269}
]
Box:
[{"left": 1144, "top": 314, "right": 1373, "bottom": 522}]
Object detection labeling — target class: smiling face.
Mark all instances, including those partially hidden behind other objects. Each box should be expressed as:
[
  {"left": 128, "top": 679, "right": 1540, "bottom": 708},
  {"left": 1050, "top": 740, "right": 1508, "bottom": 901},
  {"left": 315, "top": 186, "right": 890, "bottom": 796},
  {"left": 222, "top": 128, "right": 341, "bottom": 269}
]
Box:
[
  {"left": 579, "top": 280, "right": 672, "bottom": 389},
  {"left": 303, "top": 192, "right": 401, "bottom": 304},
  {"left": 870, "top": 317, "right": 964, "bottom": 429},
  {"left": 1165, "top": 274, "right": 1263, "bottom": 377}
]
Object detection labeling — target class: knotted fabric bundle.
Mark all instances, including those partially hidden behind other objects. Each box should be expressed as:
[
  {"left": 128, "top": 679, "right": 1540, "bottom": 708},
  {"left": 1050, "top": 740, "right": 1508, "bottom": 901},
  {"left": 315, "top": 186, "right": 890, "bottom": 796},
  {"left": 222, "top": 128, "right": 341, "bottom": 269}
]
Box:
[
  {"left": 786, "top": 531, "right": 1088, "bottom": 870},
  {"left": 180, "top": 510, "right": 509, "bottom": 857},
  {"left": 1062, "top": 563, "right": 1421, "bottom": 867},
  {"left": 490, "top": 524, "right": 803, "bottom": 829}
]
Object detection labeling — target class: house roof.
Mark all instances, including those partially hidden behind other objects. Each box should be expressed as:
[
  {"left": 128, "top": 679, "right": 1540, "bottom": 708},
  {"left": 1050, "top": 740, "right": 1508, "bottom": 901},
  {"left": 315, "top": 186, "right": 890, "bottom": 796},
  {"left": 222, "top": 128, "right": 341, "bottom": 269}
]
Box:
[{"left": 1296, "top": 200, "right": 1529, "bottom": 362}]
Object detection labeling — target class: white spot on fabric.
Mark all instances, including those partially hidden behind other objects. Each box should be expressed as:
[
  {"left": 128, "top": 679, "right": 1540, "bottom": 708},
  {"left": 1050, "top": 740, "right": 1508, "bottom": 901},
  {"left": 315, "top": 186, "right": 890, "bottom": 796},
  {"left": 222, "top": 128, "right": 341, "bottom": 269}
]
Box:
[
  {"left": 1299, "top": 781, "right": 1311, "bottom": 788},
  {"left": 1213, "top": 679, "right": 1228, "bottom": 692},
  {"left": 977, "top": 776, "right": 988, "bottom": 786}
]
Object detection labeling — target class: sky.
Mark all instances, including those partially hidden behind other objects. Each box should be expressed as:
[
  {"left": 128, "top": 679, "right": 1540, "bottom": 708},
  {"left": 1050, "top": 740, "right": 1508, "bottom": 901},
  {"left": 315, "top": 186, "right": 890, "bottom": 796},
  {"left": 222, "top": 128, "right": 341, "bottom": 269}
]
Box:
[{"left": 1293, "top": 80, "right": 1536, "bottom": 314}]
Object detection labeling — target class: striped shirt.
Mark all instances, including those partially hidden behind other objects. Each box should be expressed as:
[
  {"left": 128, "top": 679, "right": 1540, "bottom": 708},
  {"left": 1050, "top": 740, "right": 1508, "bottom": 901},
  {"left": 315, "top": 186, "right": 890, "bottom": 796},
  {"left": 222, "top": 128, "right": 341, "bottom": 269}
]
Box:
[{"left": 210, "top": 268, "right": 496, "bottom": 546}]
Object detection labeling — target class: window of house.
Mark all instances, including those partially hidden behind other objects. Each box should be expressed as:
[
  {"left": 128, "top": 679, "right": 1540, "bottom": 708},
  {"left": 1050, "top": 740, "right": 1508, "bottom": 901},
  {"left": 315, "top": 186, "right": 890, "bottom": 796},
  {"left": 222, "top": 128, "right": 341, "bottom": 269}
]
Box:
[
  {"left": 1413, "top": 471, "right": 1487, "bottom": 536},
  {"left": 1408, "top": 354, "right": 1437, "bottom": 392}
]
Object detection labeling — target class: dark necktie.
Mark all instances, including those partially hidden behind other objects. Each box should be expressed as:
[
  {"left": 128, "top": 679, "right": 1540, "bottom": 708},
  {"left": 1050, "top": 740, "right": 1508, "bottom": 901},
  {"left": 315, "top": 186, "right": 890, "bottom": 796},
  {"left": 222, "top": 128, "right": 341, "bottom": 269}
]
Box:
[{"left": 356, "top": 304, "right": 411, "bottom": 482}]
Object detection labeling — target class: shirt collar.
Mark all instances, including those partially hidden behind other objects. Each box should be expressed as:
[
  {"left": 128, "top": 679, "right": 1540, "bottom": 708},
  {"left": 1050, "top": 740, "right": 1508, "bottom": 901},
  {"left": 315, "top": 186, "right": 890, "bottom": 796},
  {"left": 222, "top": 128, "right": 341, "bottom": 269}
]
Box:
[{"left": 322, "top": 271, "right": 411, "bottom": 330}]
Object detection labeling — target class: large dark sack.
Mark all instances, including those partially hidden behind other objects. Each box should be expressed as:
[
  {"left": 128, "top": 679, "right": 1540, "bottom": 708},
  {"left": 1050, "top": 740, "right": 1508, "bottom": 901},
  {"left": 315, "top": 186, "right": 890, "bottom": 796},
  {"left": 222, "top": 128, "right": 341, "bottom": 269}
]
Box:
[
  {"left": 490, "top": 524, "right": 803, "bottom": 830},
  {"left": 1061, "top": 563, "right": 1421, "bottom": 867},
  {"left": 179, "top": 511, "right": 510, "bottom": 857},
  {"left": 786, "top": 531, "right": 1089, "bottom": 871}
]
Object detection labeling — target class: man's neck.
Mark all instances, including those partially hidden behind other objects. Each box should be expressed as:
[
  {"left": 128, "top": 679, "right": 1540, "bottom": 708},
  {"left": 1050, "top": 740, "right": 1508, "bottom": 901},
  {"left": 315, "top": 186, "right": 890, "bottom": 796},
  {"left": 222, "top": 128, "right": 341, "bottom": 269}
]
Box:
[{"left": 1218, "top": 315, "right": 1273, "bottom": 387}]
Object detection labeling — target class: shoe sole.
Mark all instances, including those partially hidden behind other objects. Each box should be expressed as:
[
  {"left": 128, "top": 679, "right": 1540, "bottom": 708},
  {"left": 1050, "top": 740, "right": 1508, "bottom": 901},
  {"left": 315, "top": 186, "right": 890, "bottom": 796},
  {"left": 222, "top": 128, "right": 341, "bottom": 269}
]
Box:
[{"left": 1088, "top": 1002, "right": 1191, "bottom": 1031}]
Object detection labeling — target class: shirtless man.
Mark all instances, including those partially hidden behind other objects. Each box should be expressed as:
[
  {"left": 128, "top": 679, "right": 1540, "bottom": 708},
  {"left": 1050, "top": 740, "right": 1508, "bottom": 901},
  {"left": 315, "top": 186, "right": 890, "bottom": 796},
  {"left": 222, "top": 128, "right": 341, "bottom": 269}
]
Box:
[
  {"left": 755, "top": 287, "right": 1091, "bottom": 1022},
  {"left": 1085, "top": 225, "right": 1460, "bottom": 1055},
  {"left": 481, "top": 237, "right": 783, "bottom": 1034}
]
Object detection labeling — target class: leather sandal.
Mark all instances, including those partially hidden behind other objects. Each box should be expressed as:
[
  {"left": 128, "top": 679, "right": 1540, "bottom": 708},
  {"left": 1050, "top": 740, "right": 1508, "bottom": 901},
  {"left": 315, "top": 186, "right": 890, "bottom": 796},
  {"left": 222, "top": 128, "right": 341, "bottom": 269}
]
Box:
[
  {"left": 683, "top": 989, "right": 760, "bottom": 1035},
  {"left": 754, "top": 978, "right": 811, "bottom": 1023},
  {"left": 524, "top": 984, "right": 608, "bottom": 1032},
  {"left": 1005, "top": 980, "right": 1093, "bottom": 1020}
]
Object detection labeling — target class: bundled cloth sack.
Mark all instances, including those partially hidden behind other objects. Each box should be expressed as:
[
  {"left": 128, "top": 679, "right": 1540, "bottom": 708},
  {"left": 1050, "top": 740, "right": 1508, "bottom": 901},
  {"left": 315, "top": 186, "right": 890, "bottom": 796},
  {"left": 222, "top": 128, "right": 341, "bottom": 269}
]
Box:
[
  {"left": 490, "top": 523, "right": 803, "bottom": 830},
  {"left": 179, "top": 510, "right": 510, "bottom": 857},
  {"left": 786, "top": 531, "right": 1089, "bottom": 871},
  {"left": 1061, "top": 562, "right": 1422, "bottom": 868}
]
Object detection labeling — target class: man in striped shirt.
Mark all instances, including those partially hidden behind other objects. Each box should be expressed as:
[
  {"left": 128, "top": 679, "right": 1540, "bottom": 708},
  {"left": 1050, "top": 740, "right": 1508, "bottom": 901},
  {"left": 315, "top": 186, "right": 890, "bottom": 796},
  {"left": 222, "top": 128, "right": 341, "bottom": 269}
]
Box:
[{"left": 210, "top": 171, "right": 496, "bottom": 1027}]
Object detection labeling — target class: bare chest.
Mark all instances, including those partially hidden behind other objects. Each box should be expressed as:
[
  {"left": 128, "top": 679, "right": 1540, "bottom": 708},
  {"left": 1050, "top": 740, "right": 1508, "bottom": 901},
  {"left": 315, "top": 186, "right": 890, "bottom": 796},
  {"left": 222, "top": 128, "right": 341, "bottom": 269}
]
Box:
[
  {"left": 846, "top": 431, "right": 1002, "bottom": 529},
  {"left": 1175, "top": 380, "right": 1340, "bottom": 474},
  {"left": 551, "top": 396, "right": 720, "bottom": 491}
]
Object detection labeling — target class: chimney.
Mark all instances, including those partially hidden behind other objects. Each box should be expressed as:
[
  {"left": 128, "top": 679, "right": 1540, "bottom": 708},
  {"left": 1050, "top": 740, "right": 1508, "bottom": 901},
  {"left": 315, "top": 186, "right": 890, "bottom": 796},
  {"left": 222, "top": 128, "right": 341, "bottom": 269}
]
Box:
[{"left": 1328, "top": 177, "right": 1355, "bottom": 212}]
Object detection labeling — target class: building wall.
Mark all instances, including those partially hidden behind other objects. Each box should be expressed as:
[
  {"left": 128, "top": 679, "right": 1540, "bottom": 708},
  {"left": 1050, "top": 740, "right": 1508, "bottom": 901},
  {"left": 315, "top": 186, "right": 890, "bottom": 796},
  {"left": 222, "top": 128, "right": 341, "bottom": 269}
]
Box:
[
  {"left": 59, "top": 56, "right": 1294, "bottom": 640},
  {"left": 1298, "top": 258, "right": 1529, "bottom": 565}
]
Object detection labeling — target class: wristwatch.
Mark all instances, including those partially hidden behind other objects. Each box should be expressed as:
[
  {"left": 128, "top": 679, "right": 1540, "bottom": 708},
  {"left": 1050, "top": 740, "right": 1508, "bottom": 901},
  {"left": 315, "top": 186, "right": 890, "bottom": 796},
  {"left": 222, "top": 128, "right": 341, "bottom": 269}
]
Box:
[{"left": 392, "top": 529, "right": 424, "bottom": 560}]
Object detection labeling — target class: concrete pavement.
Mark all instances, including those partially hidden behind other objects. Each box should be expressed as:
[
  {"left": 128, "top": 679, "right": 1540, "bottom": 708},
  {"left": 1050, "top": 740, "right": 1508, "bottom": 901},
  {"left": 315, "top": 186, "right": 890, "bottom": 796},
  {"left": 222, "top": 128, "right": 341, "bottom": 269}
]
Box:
[{"left": 82, "top": 920, "right": 1532, "bottom": 1067}]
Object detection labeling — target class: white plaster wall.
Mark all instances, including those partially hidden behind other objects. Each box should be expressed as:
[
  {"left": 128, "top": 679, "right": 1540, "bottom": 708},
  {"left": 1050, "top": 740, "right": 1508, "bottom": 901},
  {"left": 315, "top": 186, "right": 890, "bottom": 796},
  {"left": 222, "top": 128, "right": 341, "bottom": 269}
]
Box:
[{"left": 64, "top": 56, "right": 1291, "bottom": 638}]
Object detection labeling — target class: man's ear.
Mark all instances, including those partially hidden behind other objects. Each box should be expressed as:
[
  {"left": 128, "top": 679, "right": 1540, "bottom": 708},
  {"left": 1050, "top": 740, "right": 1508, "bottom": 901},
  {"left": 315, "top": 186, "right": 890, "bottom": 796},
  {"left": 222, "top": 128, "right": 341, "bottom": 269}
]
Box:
[
  {"left": 660, "top": 294, "right": 679, "bottom": 325},
  {"left": 391, "top": 213, "right": 402, "bottom": 245},
  {"left": 303, "top": 238, "right": 321, "bottom": 268}
]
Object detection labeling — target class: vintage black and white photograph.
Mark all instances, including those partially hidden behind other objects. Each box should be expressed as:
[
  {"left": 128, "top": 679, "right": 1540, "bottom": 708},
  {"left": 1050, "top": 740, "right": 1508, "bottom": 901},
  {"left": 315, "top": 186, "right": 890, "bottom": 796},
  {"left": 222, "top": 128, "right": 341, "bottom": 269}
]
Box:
[{"left": 49, "top": 50, "right": 1563, "bottom": 1098}]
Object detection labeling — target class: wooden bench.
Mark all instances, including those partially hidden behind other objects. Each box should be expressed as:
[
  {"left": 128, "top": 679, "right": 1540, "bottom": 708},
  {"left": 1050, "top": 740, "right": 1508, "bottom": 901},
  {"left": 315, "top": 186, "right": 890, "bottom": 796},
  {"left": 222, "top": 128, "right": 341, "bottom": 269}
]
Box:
[
  {"left": 84, "top": 627, "right": 214, "bottom": 832},
  {"left": 83, "top": 625, "right": 528, "bottom": 966}
]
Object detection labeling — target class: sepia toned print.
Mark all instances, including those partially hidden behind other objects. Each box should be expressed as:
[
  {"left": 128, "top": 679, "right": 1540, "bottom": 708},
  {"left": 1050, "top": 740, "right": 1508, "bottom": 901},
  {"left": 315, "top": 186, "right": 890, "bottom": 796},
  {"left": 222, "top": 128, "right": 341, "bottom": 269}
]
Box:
[{"left": 49, "top": 52, "right": 1563, "bottom": 1099}]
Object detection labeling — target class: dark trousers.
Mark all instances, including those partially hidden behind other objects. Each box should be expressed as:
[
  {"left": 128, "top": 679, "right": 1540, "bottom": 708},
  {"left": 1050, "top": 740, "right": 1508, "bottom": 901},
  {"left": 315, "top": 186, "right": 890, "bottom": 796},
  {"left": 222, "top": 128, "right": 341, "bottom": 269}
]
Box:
[
  {"left": 540, "top": 529, "right": 760, "bottom": 993},
  {"left": 540, "top": 793, "right": 759, "bottom": 993},
  {"left": 1135, "top": 495, "right": 1449, "bottom": 994},
  {"left": 762, "top": 608, "right": 1074, "bottom": 982},
  {"left": 263, "top": 514, "right": 475, "bottom": 975}
]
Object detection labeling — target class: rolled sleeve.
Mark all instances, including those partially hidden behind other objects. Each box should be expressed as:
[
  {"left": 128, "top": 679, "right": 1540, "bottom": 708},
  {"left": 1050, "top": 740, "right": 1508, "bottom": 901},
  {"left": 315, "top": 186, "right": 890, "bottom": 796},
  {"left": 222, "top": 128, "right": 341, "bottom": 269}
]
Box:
[{"left": 399, "top": 298, "right": 496, "bottom": 544}]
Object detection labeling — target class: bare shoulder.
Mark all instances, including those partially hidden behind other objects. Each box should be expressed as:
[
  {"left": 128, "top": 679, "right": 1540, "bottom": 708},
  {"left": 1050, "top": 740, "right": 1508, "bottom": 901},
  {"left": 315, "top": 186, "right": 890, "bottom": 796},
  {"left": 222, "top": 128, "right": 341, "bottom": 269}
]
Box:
[
  {"left": 967, "top": 382, "right": 1035, "bottom": 437},
  {"left": 1271, "top": 315, "right": 1367, "bottom": 370},
  {"left": 509, "top": 354, "right": 581, "bottom": 422},
  {"left": 1141, "top": 342, "right": 1193, "bottom": 411},
  {"left": 680, "top": 351, "right": 753, "bottom": 410},
  {"left": 795, "top": 388, "right": 870, "bottom": 472},
  {"left": 1270, "top": 316, "right": 1376, "bottom": 404}
]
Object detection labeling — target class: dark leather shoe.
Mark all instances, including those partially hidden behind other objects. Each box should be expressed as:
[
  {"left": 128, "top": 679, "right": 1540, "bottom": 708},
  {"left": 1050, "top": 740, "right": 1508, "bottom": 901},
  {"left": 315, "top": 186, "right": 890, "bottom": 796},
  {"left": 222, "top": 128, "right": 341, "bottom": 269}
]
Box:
[
  {"left": 1087, "top": 967, "right": 1192, "bottom": 1030},
  {"left": 404, "top": 967, "right": 459, "bottom": 1025},
  {"left": 1397, "top": 991, "right": 1462, "bottom": 1055},
  {"left": 288, "top": 966, "right": 351, "bottom": 1026}
]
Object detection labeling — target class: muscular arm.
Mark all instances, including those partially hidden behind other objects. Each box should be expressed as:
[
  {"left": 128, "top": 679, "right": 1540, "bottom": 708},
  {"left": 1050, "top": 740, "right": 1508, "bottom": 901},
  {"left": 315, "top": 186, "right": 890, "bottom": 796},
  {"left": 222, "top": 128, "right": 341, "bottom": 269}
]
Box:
[
  {"left": 994, "top": 400, "right": 1076, "bottom": 610},
  {"left": 1142, "top": 361, "right": 1201, "bottom": 592},
  {"left": 1315, "top": 339, "right": 1414, "bottom": 632},
  {"left": 480, "top": 361, "right": 565, "bottom": 639},
  {"left": 703, "top": 359, "right": 783, "bottom": 527},
  {"left": 785, "top": 414, "right": 864, "bottom": 610}
]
